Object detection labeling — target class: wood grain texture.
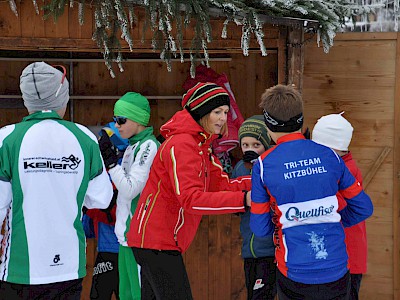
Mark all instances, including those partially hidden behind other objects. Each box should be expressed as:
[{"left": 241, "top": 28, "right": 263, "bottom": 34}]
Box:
[{"left": 304, "top": 32, "right": 397, "bottom": 299}]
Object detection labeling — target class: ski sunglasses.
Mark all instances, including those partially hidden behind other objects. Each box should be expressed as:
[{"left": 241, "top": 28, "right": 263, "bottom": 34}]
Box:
[{"left": 113, "top": 116, "right": 128, "bottom": 125}]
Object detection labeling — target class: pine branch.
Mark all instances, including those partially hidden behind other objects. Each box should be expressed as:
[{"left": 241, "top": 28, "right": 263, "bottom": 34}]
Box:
[{"left": 37, "top": 0, "right": 383, "bottom": 77}]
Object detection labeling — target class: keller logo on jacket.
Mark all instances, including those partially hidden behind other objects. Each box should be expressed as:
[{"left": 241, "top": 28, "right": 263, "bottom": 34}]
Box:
[{"left": 23, "top": 154, "right": 81, "bottom": 173}]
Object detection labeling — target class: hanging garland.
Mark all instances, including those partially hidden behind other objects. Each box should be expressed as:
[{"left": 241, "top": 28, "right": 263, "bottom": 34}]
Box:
[{"left": 7, "top": 0, "right": 383, "bottom": 77}]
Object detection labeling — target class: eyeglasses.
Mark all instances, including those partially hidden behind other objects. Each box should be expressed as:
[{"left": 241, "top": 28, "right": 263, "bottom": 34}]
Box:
[
  {"left": 113, "top": 116, "right": 128, "bottom": 125},
  {"left": 52, "top": 65, "right": 67, "bottom": 97}
]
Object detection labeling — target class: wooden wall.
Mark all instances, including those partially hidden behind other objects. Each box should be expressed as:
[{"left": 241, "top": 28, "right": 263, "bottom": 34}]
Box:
[{"left": 303, "top": 32, "right": 400, "bottom": 300}]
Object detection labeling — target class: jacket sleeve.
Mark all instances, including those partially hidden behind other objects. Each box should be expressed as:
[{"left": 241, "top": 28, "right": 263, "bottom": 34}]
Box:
[
  {"left": 82, "top": 214, "right": 95, "bottom": 238},
  {"left": 337, "top": 161, "right": 373, "bottom": 227},
  {"left": 108, "top": 140, "right": 158, "bottom": 204},
  {"left": 164, "top": 137, "right": 246, "bottom": 215},
  {"left": 0, "top": 125, "right": 14, "bottom": 227},
  {"left": 83, "top": 142, "right": 114, "bottom": 209},
  {"left": 249, "top": 157, "right": 274, "bottom": 237},
  {"left": 208, "top": 154, "right": 251, "bottom": 192}
]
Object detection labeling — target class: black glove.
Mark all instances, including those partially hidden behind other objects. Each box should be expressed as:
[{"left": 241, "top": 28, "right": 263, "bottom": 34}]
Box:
[
  {"left": 243, "top": 150, "right": 260, "bottom": 164},
  {"left": 99, "top": 130, "right": 119, "bottom": 169}
]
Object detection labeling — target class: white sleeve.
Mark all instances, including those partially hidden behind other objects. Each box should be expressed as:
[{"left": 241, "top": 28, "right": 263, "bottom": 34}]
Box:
[
  {"left": 108, "top": 140, "right": 158, "bottom": 203},
  {"left": 83, "top": 165, "right": 114, "bottom": 209},
  {"left": 0, "top": 180, "right": 12, "bottom": 227}
]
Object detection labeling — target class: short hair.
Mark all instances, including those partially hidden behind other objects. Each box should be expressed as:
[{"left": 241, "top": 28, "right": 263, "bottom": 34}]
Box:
[
  {"left": 259, "top": 84, "right": 303, "bottom": 121},
  {"left": 199, "top": 115, "right": 228, "bottom": 136}
]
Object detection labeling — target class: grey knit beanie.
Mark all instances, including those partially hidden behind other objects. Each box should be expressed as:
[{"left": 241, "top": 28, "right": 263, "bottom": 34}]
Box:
[{"left": 20, "top": 62, "right": 69, "bottom": 112}]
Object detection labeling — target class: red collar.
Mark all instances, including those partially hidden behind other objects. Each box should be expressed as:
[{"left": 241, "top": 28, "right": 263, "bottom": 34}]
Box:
[{"left": 276, "top": 132, "right": 305, "bottom": 144}]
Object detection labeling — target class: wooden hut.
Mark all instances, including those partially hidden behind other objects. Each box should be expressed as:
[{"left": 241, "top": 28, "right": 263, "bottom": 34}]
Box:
[{"left": 0, "top": 2, "right": 398, "bottom": 299}]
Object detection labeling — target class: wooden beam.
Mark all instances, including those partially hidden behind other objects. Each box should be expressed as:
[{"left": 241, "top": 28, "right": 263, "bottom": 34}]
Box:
[
  {"left": 393, "top": 32, "right": 400, "bottom": 300},
  {"left": 363, "top": 147, "right": 392, "bottom": 189},
  {"left": 286, "top": 26, "right": 304, "bottom": 92},
  {"left": 277, "top": 26, "right": 287, "bottom": 85},
  {"left": 0, "top": 37, "right": 280, "bottom": 53},
  {"left": 334, "top": 32, "right": 397, "bottom": 41}
]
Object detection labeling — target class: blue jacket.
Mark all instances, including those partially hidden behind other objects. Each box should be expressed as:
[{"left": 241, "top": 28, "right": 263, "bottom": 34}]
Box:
[
  {"left": 232, "top": 160, "right": 275, "bottom": 259},
  {"left": 82, "top": 122, "right": 129, "bottom": 253},
  {"left": 250, "top": 133, "right": 373, "bottom": 284}
]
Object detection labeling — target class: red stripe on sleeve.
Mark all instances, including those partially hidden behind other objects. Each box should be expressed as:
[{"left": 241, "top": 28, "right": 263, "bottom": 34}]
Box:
[
  {"left": 251, "top": 202, "right": 270, "bottom": 214},
  {"left": 339, "top": 180, "right": 362, "bottom": 199}
]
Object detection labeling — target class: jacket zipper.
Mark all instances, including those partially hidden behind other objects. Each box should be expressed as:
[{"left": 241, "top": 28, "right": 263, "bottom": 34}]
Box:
[
  {"left": 173, "top": 208, "right": 185, "bottom": 246},
  {"left": 140, "top": 181, "right": 162, "bottom": 247}
]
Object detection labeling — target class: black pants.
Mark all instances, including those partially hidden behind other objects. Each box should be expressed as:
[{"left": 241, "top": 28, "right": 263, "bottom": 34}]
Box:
[
  {"left": 276, "top": 269, "right": 350, "bottom": 300},
  {"left": 0, "top": 278, "right": 82, "bottom": 300},
  {"left": 350, "top": 274, "right": 362, "bottom": 300},
  {"left": 244, "top": 257, "right": 277, "bottom": 300},
  {"left": 132, "top": 247, "right": 193, "bottom": 300},
  {"left": 90, "top": 252, "right": 119, "bottom": 300}
]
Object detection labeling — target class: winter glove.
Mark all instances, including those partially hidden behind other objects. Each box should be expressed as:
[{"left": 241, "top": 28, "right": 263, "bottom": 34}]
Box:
[
  {"left": 99, "top": 130, "right": 119, "bottom": 169},
  {"left": 243, "top": 150, "right": 260, "bottom": 164}
]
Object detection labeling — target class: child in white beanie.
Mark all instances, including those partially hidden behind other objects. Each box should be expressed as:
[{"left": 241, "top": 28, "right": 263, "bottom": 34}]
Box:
[{"left": 312, "top": 112, "right": 368, "bottom": 300}]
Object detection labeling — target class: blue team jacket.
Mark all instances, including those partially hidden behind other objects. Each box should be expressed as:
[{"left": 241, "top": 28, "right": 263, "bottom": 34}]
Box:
[{"left": 250, "top": 133, "right": 373, "bottom": 284}]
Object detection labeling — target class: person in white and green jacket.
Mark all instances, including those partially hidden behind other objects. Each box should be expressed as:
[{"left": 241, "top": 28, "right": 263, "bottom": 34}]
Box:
[
  {"left": 0, "top": 62, "right": 113, "bottom": 299},
  {"left": 99, "top": 92, "right": 160, "bottom": 300}
]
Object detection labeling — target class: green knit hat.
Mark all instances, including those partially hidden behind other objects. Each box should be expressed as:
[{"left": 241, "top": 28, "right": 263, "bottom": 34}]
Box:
[
  {"left": 238, "top": 115, "right": 271, "bottom": 150},
  {"left": 114, "top": 92, "right": 150, "bottom": 126}
]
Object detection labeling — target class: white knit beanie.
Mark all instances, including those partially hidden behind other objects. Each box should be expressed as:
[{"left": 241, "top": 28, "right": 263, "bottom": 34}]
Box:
[
  {"left": 312, "top": 112, "right": 353, "bottom": 151},
  {"left": 20, "top": 62, "right": 69, "bottom": 112}
]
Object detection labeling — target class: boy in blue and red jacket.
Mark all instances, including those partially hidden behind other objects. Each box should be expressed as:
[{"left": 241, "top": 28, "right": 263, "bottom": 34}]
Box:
[
  {"left": 250, "top": 84, "right": 373, "bottom": 300},
  {"left": 83, "top": 122, "right": 129, "bottom": 300}
]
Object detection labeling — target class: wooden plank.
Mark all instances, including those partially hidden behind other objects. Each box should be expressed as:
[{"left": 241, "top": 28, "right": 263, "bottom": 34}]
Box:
[
  {"left": 230, "top": 214, "right": 246, "bottom": 300},
  {"left": 0, "top": 3, "right": 22, "bottom": 37},
  {"left": 333, "top": 31, "right": 397, "bottom": 41},
  {"left": 363, "top": 147, "right": 392, "bottom": 189},
  {"left": 208, "top": 214, "right": 232, "bottom": 299},
  {"left": 68, "top": 2, "right": 94, "bottom": 39},
  {"left": 185, "top": 217, "right": 209, "bottom": 300},
  {"left": 82, "top": 239, "right": 96, "bottom": 300},
  {"left": 277, "top": 26, "right": 287, "bottom": 84},
  {"left": 303, "top": 34, "right": 396, "bottom": 299},
  {"left": 393, "top": 32, "right": 400, "bottom": 300},
  {"left": 287, "top": 26, "right": 304, "bottom": 91},
  {"left": 44, "top": 4, "right": 70, "bottom": 38},
  {"left": 0, "top": 36, "right": 280, "bottom": 52},
  {"left": 20, "top": 0, "right": 45, "bottom": 38}
]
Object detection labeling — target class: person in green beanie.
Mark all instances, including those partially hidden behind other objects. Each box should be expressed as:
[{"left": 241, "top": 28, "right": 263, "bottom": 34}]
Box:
[
  {"left": 232, "top": 115, "right": 277, "bottom": 300},
  {"left": 99, "top": 92, "right": 160, "bottom": 300}
]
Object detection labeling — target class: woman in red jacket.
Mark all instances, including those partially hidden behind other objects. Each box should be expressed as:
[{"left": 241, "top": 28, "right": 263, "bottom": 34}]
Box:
[{"left": 127, "top": 82, "right": 251, "bottom": 299}]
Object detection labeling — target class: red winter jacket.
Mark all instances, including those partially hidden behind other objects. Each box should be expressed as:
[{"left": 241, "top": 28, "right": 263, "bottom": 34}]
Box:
[
  {"left": 337, "top": 152, "right": 368, "bottom": 274},
  {"left": 127, "top": 109, "right": 251, "bottom": 253}
]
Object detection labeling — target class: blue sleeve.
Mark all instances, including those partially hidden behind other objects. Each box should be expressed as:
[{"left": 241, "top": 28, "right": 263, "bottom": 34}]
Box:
[
  {"left": 250, "top": 159, "right": 274, "bottom": 237},
  {"left": 338, "top": 161, "right": 374, "bottom": 227},
  {"left": 82, "top": 214, "right": 95, "bottom": 238}
]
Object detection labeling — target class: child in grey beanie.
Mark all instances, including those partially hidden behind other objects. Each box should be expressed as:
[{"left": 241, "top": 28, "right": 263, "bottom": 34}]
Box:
[{"left": 20, "top": 62, "right": 69, "bottom": 113}]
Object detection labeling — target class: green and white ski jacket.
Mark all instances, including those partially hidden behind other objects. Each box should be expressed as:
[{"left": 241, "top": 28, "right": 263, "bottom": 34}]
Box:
[
  {"left": 108, "top": 127, "right": 159, "bottom": 246},
  {"left": 0, "top": 110, "right": 113, "bottom": 285}
]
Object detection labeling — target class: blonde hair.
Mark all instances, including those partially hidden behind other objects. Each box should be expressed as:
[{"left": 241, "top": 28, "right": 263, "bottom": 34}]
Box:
[
  {"left": 199, "top": 115, "right": 228, "bottom": 136},
  {"left": 259, "top": 84, "right": 303, "bottom": 120}
]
